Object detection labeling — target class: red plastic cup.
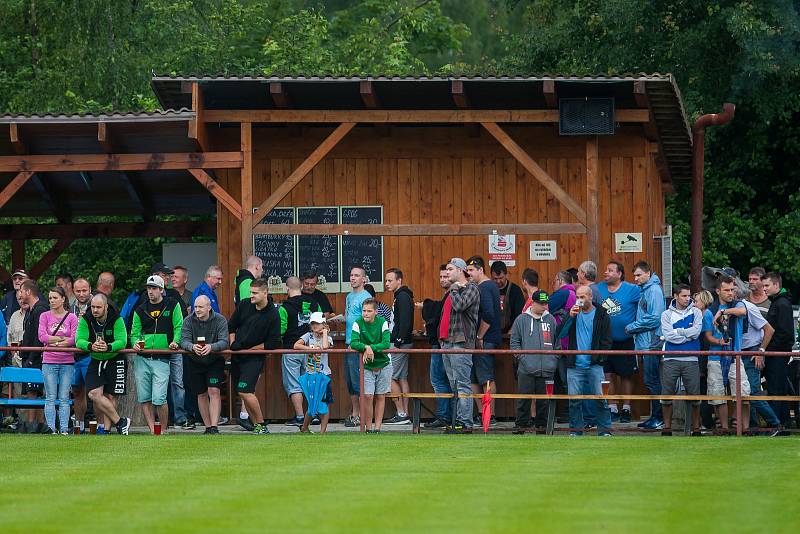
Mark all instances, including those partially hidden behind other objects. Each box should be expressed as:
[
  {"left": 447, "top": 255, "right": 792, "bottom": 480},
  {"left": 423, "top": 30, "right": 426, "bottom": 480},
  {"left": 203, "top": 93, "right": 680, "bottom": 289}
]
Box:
[
  {"left": 545, "top": 380, "right": 554, "bottom": 396},
  {"left": 154, "top": 421, "right": 162, "bottom": 435}
]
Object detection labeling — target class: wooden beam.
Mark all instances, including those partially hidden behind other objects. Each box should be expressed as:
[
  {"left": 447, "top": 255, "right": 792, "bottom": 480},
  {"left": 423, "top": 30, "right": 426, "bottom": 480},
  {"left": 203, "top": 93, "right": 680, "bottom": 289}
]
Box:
[
  {"left": 251, "top": 122, "right": 356, "bottom": 226},
  {"left": 0, "top": 264, "right": 10, "bottom": 282},
  {"left": 359, "top": 81, "right": 380, "bottom": 108},
  {"left": 0, "top": 221, "right": 215, "bottom": 240},
  {"left": 269, "top": 82, "right": 291, "bottom": 108},
  {"left": 481, "top": 122, "right": 587, "bottom": 224},
  {"left": 0, "top": 152, "right": 243, "bottom": 172},
  {"left": 252, "top": 223, "right": 586, "bottom": 236},
  {"left": 188, "top": 168, "right": 243, "bottom": 221},
  {"left": 241, "top": 122, "right": 254, "bottom": 261},
  {"left": 97, "top": 122, "right": 114, "bottom": 153},
  {"left": 11, "top": 239, "right": 25, "bottom": 270},
  {"left": 0, "top": 171, "right": 35, "bottom": 210},
  {"left": 28, "top": 238, "right": 74, "bottom": 279},
  {"left": 586, "top": 136, "right": 600, "bottom": 264},
  {"left": 9, "top": 123, "right": 27, "bottom": 154},
  {"left": 188, "top": 82, "right": 210, "bottom": 151},
  {"left": 204, "top": 109, "right": 650, "bottom": 124},
  {"left": 543, "top": 80, "right": 557, "bottom": 108},
  {"left": 451, "top": 80, "right": 469, "bottom": 108}
]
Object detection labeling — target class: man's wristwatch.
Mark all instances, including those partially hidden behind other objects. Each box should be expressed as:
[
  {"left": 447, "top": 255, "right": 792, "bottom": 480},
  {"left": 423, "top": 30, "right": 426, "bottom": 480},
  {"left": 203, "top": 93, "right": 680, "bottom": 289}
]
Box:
[{"left": 758, "top": 347, "right": 765, "bottom": 352}]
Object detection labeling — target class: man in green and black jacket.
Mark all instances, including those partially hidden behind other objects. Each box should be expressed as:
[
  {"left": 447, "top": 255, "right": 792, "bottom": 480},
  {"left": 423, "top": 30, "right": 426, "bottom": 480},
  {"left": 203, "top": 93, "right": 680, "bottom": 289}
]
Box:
[
  {"left": 130, "top": 275, "right": 183, "bottom": 434},
  {"left": 75, "top": 293, "right": 131, "bottom": 435}
]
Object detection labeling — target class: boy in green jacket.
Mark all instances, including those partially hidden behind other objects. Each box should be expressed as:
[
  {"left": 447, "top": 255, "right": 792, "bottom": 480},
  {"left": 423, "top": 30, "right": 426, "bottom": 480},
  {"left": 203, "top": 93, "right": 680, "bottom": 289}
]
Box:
[{"left": 349, "top": 298, "right": 392, "bottom": 433}]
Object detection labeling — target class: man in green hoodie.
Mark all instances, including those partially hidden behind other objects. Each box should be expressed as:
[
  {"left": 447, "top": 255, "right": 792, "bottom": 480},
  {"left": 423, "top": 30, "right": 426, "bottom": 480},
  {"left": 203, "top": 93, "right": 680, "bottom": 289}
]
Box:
[
  {"left": 350, "top": 298, "right": 392, "bottom": 433},
  {"left": 75, "top": 293, "right": 131, "bottom": 435},
  {"left": 234, "top": 255, "right": 263, "bottom": 306},
  {"left": 131, "top": 275, "right": 183, "bottom": 434}
]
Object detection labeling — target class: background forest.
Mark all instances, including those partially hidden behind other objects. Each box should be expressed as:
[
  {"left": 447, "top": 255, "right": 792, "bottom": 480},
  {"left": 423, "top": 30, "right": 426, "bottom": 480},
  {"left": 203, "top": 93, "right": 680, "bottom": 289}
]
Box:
[{"left": 1, "top": 0, "right": 798, "bottom": 299}]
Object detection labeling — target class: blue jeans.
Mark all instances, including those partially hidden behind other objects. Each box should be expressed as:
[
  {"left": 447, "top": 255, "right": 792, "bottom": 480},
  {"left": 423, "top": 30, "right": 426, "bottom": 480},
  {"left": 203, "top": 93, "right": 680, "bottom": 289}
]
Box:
[
  {"left": 567, "top": 365, "right": 612, "bottom": 434},
  {"left": 42, "top": 363, "right": 73, "bottom": 433},
  {"left": 743, "top": 355, "right": 781, "bottom": 427},
  {"left": 344, "top": 352, "right": 360, "bottom": 395},
  {"left": 168, "top": 354, "right": 186, "bottom": 424},
  {"left": 643, "top": 354, "right": 663, "bottom": 420},
  {"left": 429, "top": 344, "right": 452, "bottom": 421}
]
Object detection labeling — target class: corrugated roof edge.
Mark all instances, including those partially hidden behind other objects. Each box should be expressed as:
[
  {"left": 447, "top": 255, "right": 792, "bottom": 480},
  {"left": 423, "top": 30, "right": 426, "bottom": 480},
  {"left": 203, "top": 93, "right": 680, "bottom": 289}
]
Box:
[
  {"left": 150, "top": 73, "right": 675, "bottom": 82},
  {"left": 0, "top": 108, "right": 195, "bottom": 124}
]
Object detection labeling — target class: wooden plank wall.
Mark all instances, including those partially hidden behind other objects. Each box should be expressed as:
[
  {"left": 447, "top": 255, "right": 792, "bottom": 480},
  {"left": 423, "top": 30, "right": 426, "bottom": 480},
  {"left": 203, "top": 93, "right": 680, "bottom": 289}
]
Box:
[{"left": 213, "top": 125, "right": 667, "bottom": 420}]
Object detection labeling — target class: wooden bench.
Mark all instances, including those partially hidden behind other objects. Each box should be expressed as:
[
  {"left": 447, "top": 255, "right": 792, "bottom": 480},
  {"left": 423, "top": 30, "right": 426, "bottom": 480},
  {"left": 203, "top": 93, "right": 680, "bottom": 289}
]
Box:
[{"left": 0, "top": 367, "right": 74, "bottom": 408}]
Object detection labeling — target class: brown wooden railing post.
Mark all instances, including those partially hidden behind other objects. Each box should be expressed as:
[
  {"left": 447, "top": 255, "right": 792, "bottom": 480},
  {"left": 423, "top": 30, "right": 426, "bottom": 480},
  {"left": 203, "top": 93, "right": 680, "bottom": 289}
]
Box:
[{"left": 735, "top": 355, "right": 742, "bottom": 437}]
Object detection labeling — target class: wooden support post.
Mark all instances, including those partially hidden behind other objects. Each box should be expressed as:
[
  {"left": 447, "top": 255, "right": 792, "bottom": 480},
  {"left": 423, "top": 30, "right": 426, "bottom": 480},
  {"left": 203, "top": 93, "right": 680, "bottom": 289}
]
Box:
[
  {"left": 481, "top": 122, "right": 587, "bottom": 225},
  {"left": 11, "top": 239, "right": 25, "bottom": 270},
  {"left": 189, "top": 82, "right": 209, "bottom": 151},
  {"left": 543, "top": 80, "right": 557, "bottom": 108},
  {"left": 451, "top": 80, "right": 469, "bottom": 108},
  {"left": 0, "top": 171, "right": 35, "bottom": 210},
  {"left": 586, "top": 136, "right": 600, "bottom": 264},
  {"left": 241, "top": 122, "right": 254, "bottom": 262},
  {"left": 97, "top": 122, "right": 114, "bottom": 153},
  {"left": 251, "top": 122, "right": 356, "bottom": 225},
  {"left": 270, "top": 82, "right": 291, "bottom": 108},
  {"left": 28, "top": 238, "right": 74, "bottom": 279},
  {"left": 188, "top": 168, "right": 243, "bottom": 221},
  {"left": 359, "top": 81, "right": 379, "bottom": 108},
  {"left": 10, "top": 124, "right": 27, "bottom": 154}
]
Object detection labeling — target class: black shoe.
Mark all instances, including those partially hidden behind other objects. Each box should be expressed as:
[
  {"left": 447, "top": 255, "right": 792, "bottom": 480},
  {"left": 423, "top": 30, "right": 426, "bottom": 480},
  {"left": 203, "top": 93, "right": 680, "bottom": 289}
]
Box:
[
  {"left": 180, "top": 420, "right": 196, "bottom": 430},
  {"left": 384, "top": 414, "right": 411, "bottom": 425},
  {"left": 423, "top": 418, "right": 447, "bottom": 429},
  {"left": 691, "top": 431, "right": 702, "bottom": 437},
  {"left": 511, "top": 426, "right": 526, "bottom": 435},
  {"left": 286, "top": 416, "right": 304, "bottom": 427},
  {"left": 237, "top": 416, "right": 255, "bottom": 432},
  {"left": 661, "top": 430, "right": 673, "bottom": 436},
  {"left": 534, "top": 426, "right": 547, "bottom": 435},
  {"left": 116, "top": 417, "right": 131, "bottom": 435},
  {"left": 620, "top": 409, "right": 631, "bottom": 423},
  {"left": 556, "top": 415, "right": 570, "bottom": 424},
  {"left": 311, "top": 417, "right": 320, "bottom": 425},
  {"left": 204, "top": 426, "right": 220, "bottom": 435},
  {"left": 343, "top": 415, "right": 360, "bottom": 428}
]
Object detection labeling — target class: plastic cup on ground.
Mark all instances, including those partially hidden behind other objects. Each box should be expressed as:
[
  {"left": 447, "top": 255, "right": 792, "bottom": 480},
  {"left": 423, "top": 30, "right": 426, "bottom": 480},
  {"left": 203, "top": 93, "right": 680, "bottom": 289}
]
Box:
[
  {"left": 154, "top": 421, "right": 162, "bottom": 435},
  {"left": 88, "top": 420, "right": 97, "bottom": 435}
]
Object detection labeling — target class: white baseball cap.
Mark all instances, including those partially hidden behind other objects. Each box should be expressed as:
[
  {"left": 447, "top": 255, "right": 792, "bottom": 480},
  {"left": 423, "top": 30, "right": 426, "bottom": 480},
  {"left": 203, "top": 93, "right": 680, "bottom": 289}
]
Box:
[
  {"left": 145, "top": 275, "right": 165, "bottom": 289},
  {"left": 309, "top": 311, "right": 325, "bottom": 324}
]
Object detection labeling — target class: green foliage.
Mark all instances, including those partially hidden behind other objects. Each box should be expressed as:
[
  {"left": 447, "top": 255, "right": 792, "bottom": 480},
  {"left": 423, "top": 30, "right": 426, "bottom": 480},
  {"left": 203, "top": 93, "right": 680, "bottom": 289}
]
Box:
[{"left": 499, "top": 0, "right": 800, "bottom": 285}]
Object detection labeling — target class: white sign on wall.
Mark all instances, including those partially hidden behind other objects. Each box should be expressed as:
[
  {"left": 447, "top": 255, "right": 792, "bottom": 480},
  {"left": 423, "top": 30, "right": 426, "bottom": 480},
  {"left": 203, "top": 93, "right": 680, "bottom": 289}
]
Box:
[
  {"left": 488, "top": 234, "right": 516, "bottom": 267},
  {"left": 615, "top": 232, "right": 643, "bottom": 253},
  {"left": 530, "top": 240, "right": 557, "bottom": 261}
]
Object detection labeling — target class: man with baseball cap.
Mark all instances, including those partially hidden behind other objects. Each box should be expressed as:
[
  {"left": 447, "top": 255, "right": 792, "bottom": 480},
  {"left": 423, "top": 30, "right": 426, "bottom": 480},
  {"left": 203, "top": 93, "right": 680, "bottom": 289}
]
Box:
[
  {"left": 439, "top": 258, "right": 480, "bottom": 433},
  {"left": 510, "top": 290, "right": 559, "bottom": 434},
  {"left": 1, "top": 269, "right": 28, "bottom": 323},
  {"left": 130, "top": 275, "right": 184, "bottom": 434}
]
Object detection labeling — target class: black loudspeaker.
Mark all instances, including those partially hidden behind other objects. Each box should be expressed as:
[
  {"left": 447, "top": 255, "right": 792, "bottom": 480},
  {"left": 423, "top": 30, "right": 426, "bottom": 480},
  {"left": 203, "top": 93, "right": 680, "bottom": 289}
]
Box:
[{"left": 558, "top": 97, "right": 615, "bottom": 135}]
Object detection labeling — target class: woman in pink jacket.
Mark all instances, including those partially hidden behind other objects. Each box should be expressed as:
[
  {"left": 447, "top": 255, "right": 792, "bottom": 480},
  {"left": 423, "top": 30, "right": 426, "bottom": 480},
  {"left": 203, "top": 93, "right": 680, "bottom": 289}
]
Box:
[{"left": 38, "top": 286, "right": 78, "bottom": 434}]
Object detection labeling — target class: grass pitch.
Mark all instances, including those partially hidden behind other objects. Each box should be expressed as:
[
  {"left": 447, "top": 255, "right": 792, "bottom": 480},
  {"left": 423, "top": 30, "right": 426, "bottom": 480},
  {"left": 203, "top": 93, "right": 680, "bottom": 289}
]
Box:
[{"left": 2, "top": 433, "right": 797, "bottom": 533}]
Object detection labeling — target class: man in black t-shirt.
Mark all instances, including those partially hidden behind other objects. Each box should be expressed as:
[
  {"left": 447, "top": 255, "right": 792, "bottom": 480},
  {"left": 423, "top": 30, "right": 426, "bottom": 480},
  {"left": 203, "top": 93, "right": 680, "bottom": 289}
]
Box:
[
  {"left": 490, "top": 261, "right": 525, "bottom": 334},
  {"left": 301, "top": 270, "right": 334, "bottom": 317}
]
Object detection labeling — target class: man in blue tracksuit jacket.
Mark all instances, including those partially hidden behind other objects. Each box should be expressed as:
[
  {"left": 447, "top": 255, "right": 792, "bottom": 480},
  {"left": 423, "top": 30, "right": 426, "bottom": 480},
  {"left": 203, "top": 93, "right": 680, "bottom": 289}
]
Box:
[{"left": 626, "top": 261, "right": 665, "bottom": 428}]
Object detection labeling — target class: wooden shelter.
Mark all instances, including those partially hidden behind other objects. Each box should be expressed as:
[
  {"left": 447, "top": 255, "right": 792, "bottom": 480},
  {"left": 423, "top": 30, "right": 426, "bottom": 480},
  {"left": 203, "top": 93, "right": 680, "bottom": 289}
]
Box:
[{"left": 1, "top": 74, "right": 692, "bottom": 419}]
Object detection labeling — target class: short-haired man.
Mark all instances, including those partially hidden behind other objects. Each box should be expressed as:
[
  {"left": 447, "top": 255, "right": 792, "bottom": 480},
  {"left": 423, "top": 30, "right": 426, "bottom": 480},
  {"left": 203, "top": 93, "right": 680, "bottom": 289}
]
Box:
[
  {"left": 234, "top": 255, "right": 263, "bottom": 306},
  {"left": 171, "top": 266, "right": 193, "bottom": 310},
  {"left": 738, "top": 287, "right": 783, "bottom": 433},
  {"left": 704, "top": 275, "right": 751, "bottom": 433},
  {"left": 180, "top": 295, "right": 229, "bottom": 434},
  {"left": 1, "top": 269, "right": 28, "bottom": 323},
  {"left": 490, "top": 261, "right": 525, "bottom": 334},
  {"left": 384, "top": 268, "right": 414, "bottom": 425},
  {"left": 440, "top": 258, "right": 480, "bottom": 433},
  {"left": 660, "top": 284, "right": 703, "bottom": 436},
  {"left": 19, "top": 279, "right": 49, "bottom": 432},
  {"left": 55, "top": 273, "right": 76, "bottom": 309},
  {"left": 762, "top": 272, "right": 794, "bottom": 426},
  {"left": 279, "top": 276, "right": 322, "bottom": 426},
  {"left": 228, "top": 278, "right": 282, "bottom": 434},
  {"left": 71, "top": 277, "right": 94, "bottom": 430},
  {"left": 510, "top": 290, "right": 559, "bottom": 434},
  {"left": 596, "top": 261, "right": 641, "bottom": 424},
  {"left": 417, "top": 264, "right": 453, "bottom": 428},
  {"left": 577, "top": 260, "right": 602, "bottom": 304},
  {"left": 131, "top": 275, "right": 184, "bottom": 434},
  {"left": 520, "top": 268, "right": 540, "bottom": 312},
  {"left": 75, "top": 293, "right": 131, "bottom": 435},
  {"left": 301, "top": 270, "right": 334, "bottom": 317},
  {"left": 96, "top": 271, "right": 117, "bottom": 311},
  {"left": 556, "top": 285, "right": 613, "bottom": 436},
  {"left": 466, "top": 256, "right": 501, "bottom": 426},
  {"left": 191, "top": 265, "right": 222, "bottom": 313},
  {"left": 627, "top": 261, "right": 666, "bottom": 429},
  {"left": 343, "top": 266, "right": 371, "bottom": 427},
  {"left": 747, "top": 267, "right": 771, "bottom": 317}
]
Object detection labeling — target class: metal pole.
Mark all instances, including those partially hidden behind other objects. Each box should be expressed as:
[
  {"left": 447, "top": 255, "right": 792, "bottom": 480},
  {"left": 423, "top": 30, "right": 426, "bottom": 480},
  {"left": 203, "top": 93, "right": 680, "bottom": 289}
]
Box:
[{"left": 735, "top": 355, "right": 742, "bottom": 437}]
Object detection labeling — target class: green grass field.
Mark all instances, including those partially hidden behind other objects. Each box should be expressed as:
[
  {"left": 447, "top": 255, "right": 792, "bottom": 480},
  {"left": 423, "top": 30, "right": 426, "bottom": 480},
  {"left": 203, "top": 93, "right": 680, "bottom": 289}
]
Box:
[{"left": 3, "top": 434, "right": 798, "bottom": 533}]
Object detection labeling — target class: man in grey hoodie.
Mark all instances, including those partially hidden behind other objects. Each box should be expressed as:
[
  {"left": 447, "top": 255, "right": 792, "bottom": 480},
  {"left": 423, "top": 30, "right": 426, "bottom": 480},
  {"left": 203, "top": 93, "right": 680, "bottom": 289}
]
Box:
[
  {"left": 510, "top": 290, "right": 559, "bottom": 433},
  {"left": 179, "top": 295, "right": 229, "bottom": 434}
]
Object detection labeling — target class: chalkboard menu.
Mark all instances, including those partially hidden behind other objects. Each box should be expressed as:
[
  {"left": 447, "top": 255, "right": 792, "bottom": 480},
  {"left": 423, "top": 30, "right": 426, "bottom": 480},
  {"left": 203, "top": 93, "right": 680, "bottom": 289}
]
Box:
[
  {"left": 341, "top": 206, "right": 384, "bottom": 292},
  {"left": 297, "top": 207, "right": 340, "bottom": 293},
  {"left": 253, "top": 207, "right": 295, "bottom": 293}
]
